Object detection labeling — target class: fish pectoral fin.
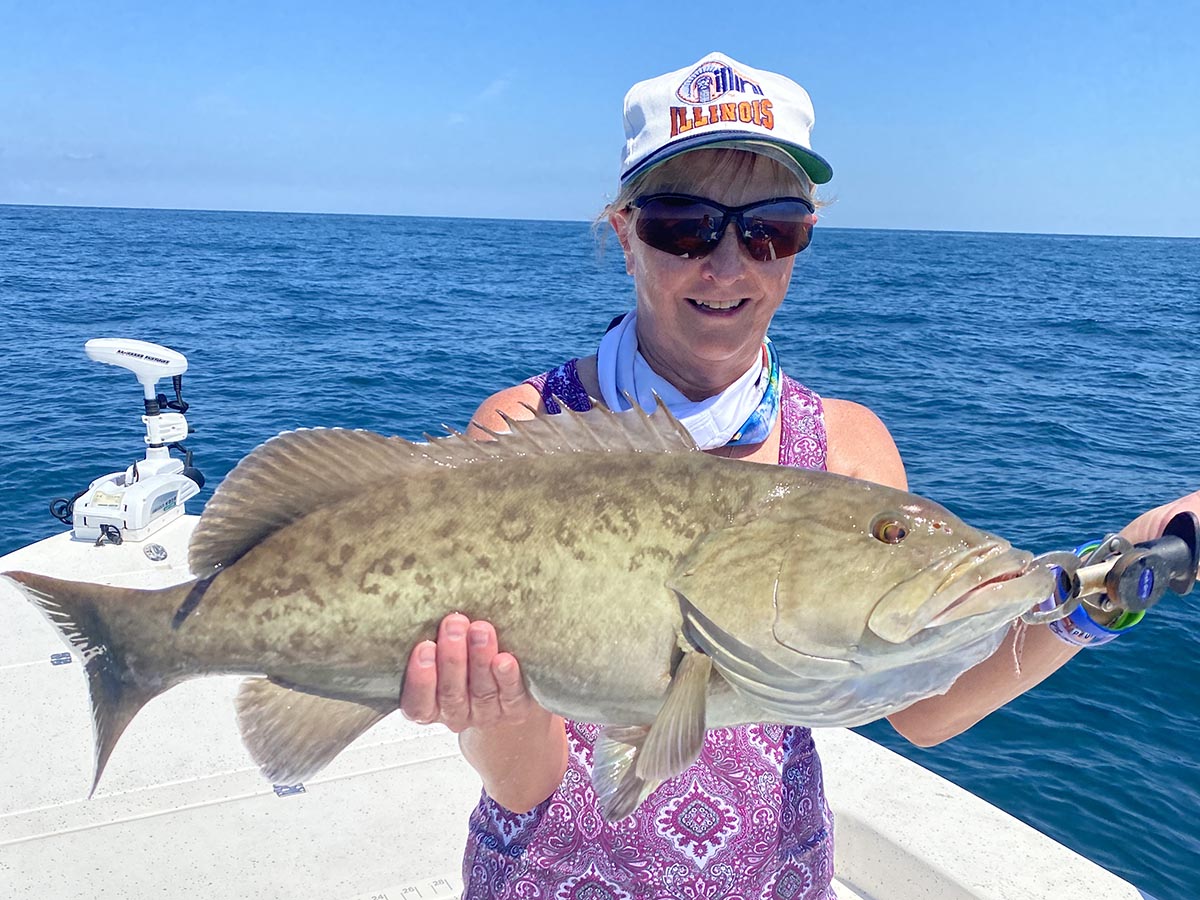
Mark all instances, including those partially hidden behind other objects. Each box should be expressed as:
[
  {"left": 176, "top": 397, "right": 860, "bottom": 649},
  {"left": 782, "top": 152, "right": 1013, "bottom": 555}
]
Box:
[
  {"left": 235, "top": 677, "right": 396, "bottom": 784},
  {"left": 592, "top": 652, "right": 711, "bottom": 822},
  {"left": 636, "top": 649, "right": 711, "bottom": 784},
  {"left": 593, "top": 725, "right": 659, "bottom": 821}
]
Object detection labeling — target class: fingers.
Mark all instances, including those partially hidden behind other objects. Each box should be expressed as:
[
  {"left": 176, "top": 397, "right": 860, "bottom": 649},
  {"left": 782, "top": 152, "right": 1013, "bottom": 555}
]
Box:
[
  {"left": 492, "top": 652, "right": 527, "bottom": 717},
  {"left": 402, "top": 614, "right": 528, "bottom": 733},
  {"left": 400, "top": 639, "right": 439, "bottom": 724},
  {"left": 467, "top": 621, "right": 502, "bottom": 708},
  {"left": 435, "top": 614, "right": 472, "bottom": 730}
]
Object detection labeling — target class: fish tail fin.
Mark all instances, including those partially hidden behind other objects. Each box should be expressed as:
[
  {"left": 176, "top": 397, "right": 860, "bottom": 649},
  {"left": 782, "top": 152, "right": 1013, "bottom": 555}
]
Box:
[{"left": 2, "top": 570, "right": 196, "bottom": 794}]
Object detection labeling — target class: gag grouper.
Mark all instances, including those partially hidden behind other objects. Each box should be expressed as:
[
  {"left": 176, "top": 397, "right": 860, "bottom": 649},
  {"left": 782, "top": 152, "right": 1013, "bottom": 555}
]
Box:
[{"left": 3, "top": 400, "right": 1053, "bottom": 819}]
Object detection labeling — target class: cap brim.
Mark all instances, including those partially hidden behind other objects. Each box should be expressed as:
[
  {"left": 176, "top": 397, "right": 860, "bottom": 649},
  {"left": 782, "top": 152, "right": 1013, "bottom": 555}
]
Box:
[{"left": 622, "top": 130, "right": 833, "bottom": 186}]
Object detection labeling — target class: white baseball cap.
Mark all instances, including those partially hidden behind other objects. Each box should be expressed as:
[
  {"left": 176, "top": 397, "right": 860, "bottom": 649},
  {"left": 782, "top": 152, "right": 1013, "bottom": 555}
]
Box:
[{"left": 620, "top": 51, "right": 833, "bottom": 186}]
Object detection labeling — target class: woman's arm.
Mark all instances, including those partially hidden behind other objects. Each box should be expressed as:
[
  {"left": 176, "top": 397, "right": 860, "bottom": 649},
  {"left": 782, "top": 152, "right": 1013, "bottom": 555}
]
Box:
[
  {"left": 399, "top": 384, "right": 570, "bottom": 813},
  {"left": 888, "top": 491, "right": 1200, "bottom": 746},
  {"left": 823, "top": 397, "right": 1198, "bottom": 747}
]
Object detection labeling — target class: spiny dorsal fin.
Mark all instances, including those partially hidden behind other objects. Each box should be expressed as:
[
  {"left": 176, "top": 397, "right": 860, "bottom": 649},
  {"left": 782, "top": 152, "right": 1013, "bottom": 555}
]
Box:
[{"left": 189, "top": 397, "right": 697, "bottom": 573}]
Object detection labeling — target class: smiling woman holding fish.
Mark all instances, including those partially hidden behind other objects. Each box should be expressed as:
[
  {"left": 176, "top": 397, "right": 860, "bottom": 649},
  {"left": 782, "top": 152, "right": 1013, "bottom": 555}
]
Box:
[{"left": 399, "top": 53, "right": 1200, "bottom": 899}]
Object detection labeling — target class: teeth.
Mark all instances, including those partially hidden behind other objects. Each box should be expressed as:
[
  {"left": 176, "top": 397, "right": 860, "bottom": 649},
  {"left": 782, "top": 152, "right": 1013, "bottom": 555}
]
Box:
[{"left": 693, "top": 298, "right": 745, "bottom": 310}]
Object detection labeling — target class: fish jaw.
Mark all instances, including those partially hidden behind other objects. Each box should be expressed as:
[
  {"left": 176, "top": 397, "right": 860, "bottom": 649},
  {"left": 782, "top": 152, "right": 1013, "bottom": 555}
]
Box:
[{"left": 867, "top": 543, "right": 1052, "bottom": 644}]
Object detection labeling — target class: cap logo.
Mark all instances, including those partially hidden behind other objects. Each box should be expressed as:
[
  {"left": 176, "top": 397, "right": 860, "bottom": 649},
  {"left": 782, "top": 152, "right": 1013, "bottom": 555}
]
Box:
[
  {"left": 676, "top": 60, "right": 763, "bottom": 103},
  {"left": 670, "top": 60, "right": 774, "bottom": 138}
]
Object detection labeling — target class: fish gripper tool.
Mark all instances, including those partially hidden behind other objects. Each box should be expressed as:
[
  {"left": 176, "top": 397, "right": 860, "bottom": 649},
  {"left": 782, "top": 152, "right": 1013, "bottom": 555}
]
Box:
[{"left": 1023, "top": 511, "right": 1199, "bottom": 625}]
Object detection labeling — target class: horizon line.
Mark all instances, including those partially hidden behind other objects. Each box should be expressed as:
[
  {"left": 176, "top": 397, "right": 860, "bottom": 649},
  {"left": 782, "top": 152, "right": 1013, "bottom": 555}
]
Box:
[{"left": 3, "top": 201, "right": 1197, "bottom": 242}]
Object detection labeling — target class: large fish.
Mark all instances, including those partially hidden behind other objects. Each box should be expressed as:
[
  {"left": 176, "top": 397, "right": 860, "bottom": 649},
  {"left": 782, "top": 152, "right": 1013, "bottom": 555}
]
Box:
[{"left": 3, "top": 401, "right": 1052, "bottom": 819}]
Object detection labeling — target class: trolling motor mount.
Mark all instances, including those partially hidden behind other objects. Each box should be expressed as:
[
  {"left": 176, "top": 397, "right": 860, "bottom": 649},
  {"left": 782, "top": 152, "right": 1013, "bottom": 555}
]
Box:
[{"left": 63, "top": 338, "right": 205, "bottom": 543}]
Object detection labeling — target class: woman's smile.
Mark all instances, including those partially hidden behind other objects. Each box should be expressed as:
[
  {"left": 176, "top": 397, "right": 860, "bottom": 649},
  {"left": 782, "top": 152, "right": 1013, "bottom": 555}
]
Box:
[{"left": 687, "top": 296, "right": 749, "bottom": 314}]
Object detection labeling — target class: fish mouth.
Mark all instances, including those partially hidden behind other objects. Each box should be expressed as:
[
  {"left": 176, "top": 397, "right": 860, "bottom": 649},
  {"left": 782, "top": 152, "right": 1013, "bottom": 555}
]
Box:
[{"left": 868, "top": 542, "right": 1051, "bottom": 643}]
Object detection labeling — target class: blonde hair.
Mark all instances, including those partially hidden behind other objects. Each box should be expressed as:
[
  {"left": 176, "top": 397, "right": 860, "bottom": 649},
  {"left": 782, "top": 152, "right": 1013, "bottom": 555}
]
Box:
[{"left": 604, "top": 147, "right": 820, "bottom": 220}]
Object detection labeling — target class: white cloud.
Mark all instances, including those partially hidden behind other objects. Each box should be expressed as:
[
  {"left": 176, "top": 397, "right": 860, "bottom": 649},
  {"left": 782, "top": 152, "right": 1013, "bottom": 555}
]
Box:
[{"left": 476, "top": 78, "right": 509, "bottom": 101}]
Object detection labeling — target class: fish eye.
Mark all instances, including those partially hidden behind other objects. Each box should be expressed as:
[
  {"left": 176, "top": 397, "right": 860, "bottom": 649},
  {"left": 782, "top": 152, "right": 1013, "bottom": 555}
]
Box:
[{"left": 871, "top": 514, "right": 908, "bottom": 544}]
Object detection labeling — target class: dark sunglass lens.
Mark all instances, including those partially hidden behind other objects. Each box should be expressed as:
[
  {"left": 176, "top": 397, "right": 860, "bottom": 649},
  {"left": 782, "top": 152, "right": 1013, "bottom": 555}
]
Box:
[
  {"left": 740, "top": 200, "right": 814, "bottom": 261},
  {"left": 635, "top": 197, "right": 725, "bottom": 258}
]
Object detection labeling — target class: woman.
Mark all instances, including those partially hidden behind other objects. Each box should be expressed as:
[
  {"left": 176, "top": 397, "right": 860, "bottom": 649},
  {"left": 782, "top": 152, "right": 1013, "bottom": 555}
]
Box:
[{"left": 400, "top": 52, "right": 1200, "bottom": 898}]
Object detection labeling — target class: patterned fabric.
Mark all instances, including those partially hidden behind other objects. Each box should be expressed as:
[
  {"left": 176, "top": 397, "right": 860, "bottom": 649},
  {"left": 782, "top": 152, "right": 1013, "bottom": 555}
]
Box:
[
  {"left": 727, "top": 338, "right": 779, "bottom": 447},
  {"left": 464, "top": 359, "right": 833, "bottom": 899}
]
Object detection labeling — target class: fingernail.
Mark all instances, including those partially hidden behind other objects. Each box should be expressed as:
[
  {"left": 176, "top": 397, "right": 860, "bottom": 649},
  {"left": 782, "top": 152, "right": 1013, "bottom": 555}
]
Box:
[
  {"left": 469, "top": 626, "right": 489, "bottom": 648},
  {"left": 496, "top": 657, "right": 515, "bottom": 676},
  {"left": 417, "top": 643, "right": 435, "bottom": 666},
  {"left": 445, "top": 618, "right": 466, "bottom": 639}
]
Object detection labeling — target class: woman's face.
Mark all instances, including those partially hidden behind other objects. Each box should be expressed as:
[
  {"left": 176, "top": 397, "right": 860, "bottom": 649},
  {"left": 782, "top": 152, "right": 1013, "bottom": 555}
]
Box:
[{"left": 610, "top": 151, "right": 800, "bottom": 378}]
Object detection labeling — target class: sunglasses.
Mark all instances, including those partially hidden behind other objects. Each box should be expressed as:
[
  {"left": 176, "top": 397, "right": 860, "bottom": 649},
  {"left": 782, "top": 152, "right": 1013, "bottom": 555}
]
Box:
[{"left": 630, "top": 193, "right": 817, "bottom": 262}]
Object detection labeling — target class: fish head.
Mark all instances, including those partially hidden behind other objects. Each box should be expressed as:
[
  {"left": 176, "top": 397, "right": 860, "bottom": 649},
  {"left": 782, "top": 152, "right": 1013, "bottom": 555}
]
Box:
[
  {"left": 673, "top": 473, "right": 1054, "bottom": 674},
  {"left": 768, "top": 488, "right": 1053, "bottom": 661}
]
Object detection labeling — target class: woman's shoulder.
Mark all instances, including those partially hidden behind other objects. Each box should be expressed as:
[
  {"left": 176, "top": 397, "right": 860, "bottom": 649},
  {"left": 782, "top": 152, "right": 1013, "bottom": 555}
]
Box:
[
  {"left": 822, "top": 397, "right": 908, "bottom": 490},
  {"left": 467, "top": 355, "right": 600, "bottom": 439}
]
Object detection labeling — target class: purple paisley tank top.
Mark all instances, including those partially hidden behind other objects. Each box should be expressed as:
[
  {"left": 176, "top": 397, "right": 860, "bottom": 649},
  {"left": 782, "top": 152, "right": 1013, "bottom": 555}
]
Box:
[{"left": 461, "top": 359, "right": 834, "bottom": 900}]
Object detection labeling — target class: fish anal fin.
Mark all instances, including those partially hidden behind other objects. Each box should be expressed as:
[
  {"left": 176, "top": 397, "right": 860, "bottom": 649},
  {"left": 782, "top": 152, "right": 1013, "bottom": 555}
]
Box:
[
  {"left": 235, "top": 677, "right": 396, "bottom": 784},
  {"left": 593, "top": 725, "right": 660, "bottom": 821},
  {"left": 636, "top": 649, "right": 710, "bottom": 784}
]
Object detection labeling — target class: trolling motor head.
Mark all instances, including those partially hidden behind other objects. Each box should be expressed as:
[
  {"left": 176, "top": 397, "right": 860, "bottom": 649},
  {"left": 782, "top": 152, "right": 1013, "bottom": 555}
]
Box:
[
  {"left": 85, "top": 338, "right": 189, "bottom": 408},
  {"left": 59, "top": 339, "right": 205, "bottom": 544}
]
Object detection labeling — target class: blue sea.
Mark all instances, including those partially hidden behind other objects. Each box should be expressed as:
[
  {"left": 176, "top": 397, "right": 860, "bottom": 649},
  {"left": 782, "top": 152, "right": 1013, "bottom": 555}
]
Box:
[{"left": 1, "top": 204, "right": 1196, "bottom": 899}]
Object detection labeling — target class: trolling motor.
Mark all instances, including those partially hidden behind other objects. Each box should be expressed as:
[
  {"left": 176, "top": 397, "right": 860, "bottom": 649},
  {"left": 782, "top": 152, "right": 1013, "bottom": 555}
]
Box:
[
  {"left": 54, "top": 338, "right": 205, "bottom": 544},
  {"left": 1025, "top": 511, "right": 1200, "bottom": 630}
]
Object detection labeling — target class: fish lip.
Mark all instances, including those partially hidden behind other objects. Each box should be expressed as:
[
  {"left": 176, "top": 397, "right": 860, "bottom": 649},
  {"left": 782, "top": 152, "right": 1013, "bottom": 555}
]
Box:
[
  {"left": 868, "top": 541, "right": 1037, "bottom": 643},
  {"left": 923, "top": 545, "right": 1049, "bottom": 630}
]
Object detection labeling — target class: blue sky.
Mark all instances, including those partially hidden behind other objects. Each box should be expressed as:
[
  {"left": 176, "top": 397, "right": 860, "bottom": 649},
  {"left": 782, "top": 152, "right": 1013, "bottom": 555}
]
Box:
[{"left": 2, "top": 1, "right": 1198, "bottom": 236}]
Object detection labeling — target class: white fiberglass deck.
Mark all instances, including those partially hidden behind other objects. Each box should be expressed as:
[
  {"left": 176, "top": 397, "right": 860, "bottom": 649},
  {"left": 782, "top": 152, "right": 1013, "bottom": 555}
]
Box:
[{"left": 0, "top": 518, "right": 1148, "bottom": 899}]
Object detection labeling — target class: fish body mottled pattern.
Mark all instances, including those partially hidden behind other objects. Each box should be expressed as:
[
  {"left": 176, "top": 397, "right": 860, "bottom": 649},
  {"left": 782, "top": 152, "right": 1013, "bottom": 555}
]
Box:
[{"left": 160, "top": 451, "right": 758, "bottom": 722}]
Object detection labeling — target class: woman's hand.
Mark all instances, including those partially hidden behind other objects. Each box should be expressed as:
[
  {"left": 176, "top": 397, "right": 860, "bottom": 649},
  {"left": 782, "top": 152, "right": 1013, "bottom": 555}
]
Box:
[
  {"left": 1119, "top": 489, "right": 1200, "bottom": 574},
  {"left": 400, "top": 613, "right": 537, "bottom": 732},
  {"left": 400, "top": 612, "right": 570, "bottom": 812}
]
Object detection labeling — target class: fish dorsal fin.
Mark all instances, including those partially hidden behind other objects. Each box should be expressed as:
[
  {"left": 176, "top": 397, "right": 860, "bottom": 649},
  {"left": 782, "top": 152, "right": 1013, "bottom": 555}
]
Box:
[
  {"left": 235, "top": 677, "right": 396, "bottom": 784},
  {"left": 190, "top": 398, "right": 697, "bottom": 573},
  {"left": 477, "top": 395, "right": 699, "bottom": 456},
  {"left": 189, "top": 428, "right": 428, "bottom": 572}
]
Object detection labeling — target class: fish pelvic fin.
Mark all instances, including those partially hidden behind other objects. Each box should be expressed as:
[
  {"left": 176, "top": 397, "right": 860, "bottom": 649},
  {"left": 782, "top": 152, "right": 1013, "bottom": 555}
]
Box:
[
  {"left": 191, "top": 400, "right": 699, "bottom": 573},
  {"left": 2, "top": 571, "right": 195, "bottom": 795},
  {"left": 593, "top": 725, "right": 659, "bottom": 821},
  {"left": 592, "top": 649, "right": 711, "bottom": 822},
  {"left": 235, "top": 677, "right": 396, "bottom": 784}
]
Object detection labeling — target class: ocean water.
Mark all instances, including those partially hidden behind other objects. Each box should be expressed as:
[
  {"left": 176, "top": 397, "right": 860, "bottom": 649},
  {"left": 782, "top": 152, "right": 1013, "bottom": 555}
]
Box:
[{"left": 1, "top": 204, "right": 1197, "bottom": 898}]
